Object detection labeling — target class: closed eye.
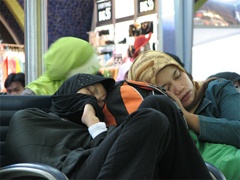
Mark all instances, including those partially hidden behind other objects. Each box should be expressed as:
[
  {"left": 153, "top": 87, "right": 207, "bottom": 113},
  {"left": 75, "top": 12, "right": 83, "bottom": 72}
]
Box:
[
  {"left": 162, "top": 69, "right": 180, "bottom": 91},
  {"left": 174, "top": 70, "right": 181, "bottom": 80},
  {"left": 86, "top": 87, "right": 94, "bottom": 95}
]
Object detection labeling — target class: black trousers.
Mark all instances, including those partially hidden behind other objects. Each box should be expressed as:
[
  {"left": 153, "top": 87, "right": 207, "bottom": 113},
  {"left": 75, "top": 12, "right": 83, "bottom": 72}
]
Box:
[{"left": 72, "top": 95, "right": 211, "bottom": 179}]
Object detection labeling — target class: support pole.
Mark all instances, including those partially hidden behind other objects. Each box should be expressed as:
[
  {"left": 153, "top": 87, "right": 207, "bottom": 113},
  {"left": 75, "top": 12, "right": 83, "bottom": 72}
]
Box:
[
  {"left": 174, "top": 0, "right": 194, "bottom": 73},
  {"left": 24, "top": 0, "right": 48, "bottom": 84}
]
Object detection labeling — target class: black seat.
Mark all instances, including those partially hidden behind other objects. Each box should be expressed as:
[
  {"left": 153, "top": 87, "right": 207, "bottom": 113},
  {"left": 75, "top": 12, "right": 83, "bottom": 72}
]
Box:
[
  {"left": 0, "top": 95, "right": 52, "bottom": 167},
  {"left": 0, "top": 95, "right": 227, "bottom": 179}
]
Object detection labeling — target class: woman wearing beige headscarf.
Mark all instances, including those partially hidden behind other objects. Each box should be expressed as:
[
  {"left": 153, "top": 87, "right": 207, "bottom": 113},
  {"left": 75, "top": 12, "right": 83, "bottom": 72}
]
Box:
[{"left": 128, "top": 50, "right": 240, "bottom": 179}]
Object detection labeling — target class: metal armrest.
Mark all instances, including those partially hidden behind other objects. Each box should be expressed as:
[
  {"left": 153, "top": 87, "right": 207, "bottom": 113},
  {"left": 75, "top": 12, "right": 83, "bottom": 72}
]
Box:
[
  {"left": 205, "top": 162, "right": 226, "bottom": 180},
  {"left": 0, "top": 163, "right": 68, "bottom": 180},
  {"left": 0, "top": 162, "right": 226, "bottom": 180}
]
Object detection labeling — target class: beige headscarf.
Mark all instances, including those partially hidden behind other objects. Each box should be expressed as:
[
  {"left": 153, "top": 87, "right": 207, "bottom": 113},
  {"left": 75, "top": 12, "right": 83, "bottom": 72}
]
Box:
[
  {"left": 128, "top": 50, "right": 185, "bottom": 84},
  {"left": 128, "top": 50, "right": 215, "bottom": 113}
]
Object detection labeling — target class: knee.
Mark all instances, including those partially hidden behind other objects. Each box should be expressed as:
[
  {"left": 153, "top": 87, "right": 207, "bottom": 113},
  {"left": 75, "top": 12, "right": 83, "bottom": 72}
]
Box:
[
  {"left": 8, "top": 109, "right": 35, "bottom": 130},
  {"left": 10, "top": 109, "right": 28, "bottom": 123},
  {"left": 130, "top": 108, "right": 170, "bottom": 133},
  {"left": 149, "top": 109, "right": 170, "bottom": 129}
]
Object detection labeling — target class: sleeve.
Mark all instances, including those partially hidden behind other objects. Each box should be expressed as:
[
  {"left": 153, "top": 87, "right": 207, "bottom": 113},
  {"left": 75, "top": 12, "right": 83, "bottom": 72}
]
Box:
[
  {"left": 88, "top": 122, "right": 107, "bottom": 138},
  {"left": 198, "top": 80, "right": 240, "bottom": 148}
]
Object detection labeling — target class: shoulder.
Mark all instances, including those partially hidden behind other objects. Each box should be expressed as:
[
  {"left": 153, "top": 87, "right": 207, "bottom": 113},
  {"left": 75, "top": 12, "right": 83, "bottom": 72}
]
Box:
[
  {"left": 26, "top": 76, "right": 64, "bottom": 95},
  {"left": 20, "top": 88, "right": 36, "bottom": 95},
  {"left": 207, "top": 78, "right": 235, "bottom": 92},
  {"left": 205, "top": 78, "right": 239, "bottom": 99}
]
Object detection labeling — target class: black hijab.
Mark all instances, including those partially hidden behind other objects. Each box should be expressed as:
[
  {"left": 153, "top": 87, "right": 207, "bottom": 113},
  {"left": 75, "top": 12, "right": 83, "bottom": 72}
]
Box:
[{"left": 50, "top": 73, "right": 115, "bottom": 124}]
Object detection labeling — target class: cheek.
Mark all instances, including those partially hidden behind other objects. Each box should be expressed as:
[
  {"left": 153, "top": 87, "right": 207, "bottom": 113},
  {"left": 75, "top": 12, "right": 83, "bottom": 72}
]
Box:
[
  {"left": 187, "top": 80, "right": 195, "bottom": 91},
  {"left": 156, "top": 78, "right": 164, "bottom": 87},
  {"left": 169, "top": 82, "right": 181, "bottom": 93},
  {"left": 183, "top": 74, "right": 193, "bottom": 86}
]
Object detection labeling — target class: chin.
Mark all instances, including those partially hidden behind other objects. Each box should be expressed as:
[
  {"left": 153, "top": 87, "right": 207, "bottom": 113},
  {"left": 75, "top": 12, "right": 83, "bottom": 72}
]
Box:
[
  {"left": 183, "top": 98, "right": 193, "bottom": 108},
  {"left": 183, "top": 102, "right": 189, "bottom": 109}
]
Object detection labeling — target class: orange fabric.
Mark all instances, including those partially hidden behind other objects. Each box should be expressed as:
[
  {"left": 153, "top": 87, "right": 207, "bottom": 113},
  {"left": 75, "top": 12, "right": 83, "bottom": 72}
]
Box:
[
  {"left": 126, "top": 80, "right": 154, "bottom": 90},
  {"left": 103, "top": 80, "right": 156, "bottom": 127},
  {"left": 3, "top": 57, "right": 8, "bottom": 80},
  {"left": 102, "top": 104, "right": 117, "bottom": 126},
  {"left": 120, "top": 83, "right": 143, "bottom": 114}
]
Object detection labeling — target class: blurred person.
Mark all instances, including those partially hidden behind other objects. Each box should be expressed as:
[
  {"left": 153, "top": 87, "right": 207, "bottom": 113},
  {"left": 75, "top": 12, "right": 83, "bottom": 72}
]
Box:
[
  {"left": 21, "top": 37, "right": 100, "bottom": 95},
  {"left": 115, "top": 49, "right": 134, "bottom": 81},
  {"left": 4, "top": 72, "right": 25, "bottom": 95},
  {"left": 115, "top": 56, "right": 133, "bottom": 81},
  {"left": 116, "top": 33, "right": 152, "bottom": 81}
]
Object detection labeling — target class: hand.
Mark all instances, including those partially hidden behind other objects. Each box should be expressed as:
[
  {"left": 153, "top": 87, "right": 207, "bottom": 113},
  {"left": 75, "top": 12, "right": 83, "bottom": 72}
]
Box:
[
  {"left": 165, "top": 91, "right": 185, "bottom": 113},
  {"left": 165, "top": 91, "right": 200, "bottom": 133},
  {"left": 82, "top": 104, "right": 100, "bottom": 127}
]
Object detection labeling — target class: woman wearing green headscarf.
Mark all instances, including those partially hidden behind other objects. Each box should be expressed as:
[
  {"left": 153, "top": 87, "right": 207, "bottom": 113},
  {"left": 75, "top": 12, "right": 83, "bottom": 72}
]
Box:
[
  {"left": 128, "top": 50, "right": 240, "bottom": 179},
  {"left": 21, "top": 37, "right": 100, "bottom": 95}
]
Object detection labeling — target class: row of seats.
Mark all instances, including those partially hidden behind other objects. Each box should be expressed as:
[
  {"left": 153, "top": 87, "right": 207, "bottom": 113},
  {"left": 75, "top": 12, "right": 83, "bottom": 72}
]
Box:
[
  {"left": 0, "top": 95, "right": 226, "bottom": 179},
  {"left": 0, "top": 95, "right": 52, "bottom": 167}
]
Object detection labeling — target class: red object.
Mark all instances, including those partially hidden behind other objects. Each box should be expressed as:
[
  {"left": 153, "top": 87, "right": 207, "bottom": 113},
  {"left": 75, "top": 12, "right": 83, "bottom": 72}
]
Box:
[{"left": 133, "top": 32, "right": 152, "bottom": 58}]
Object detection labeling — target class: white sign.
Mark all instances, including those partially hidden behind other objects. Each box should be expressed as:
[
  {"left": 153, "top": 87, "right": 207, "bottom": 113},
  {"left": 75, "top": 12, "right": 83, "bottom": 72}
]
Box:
[
  {"left": 139, "top": 0, "right": 155, "bottom": 13},
  {"left": 97, "top": 0, "right": 112, "bottom": 22}
]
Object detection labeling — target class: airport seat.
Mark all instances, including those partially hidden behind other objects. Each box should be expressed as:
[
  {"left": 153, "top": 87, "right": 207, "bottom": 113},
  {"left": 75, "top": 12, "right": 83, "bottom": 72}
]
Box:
[{"left": 0, "top": 95, "right": 226, "bottom": 179}]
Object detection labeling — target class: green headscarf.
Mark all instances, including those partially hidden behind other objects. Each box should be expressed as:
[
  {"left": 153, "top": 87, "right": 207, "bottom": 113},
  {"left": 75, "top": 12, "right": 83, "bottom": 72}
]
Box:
[{"left": 26, "top": 37, "right": 100, "bottom": 95}]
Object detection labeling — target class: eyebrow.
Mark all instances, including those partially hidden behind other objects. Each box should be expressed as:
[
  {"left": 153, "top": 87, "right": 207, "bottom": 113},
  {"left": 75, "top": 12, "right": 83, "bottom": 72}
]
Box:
[{"left": 161, "top": 68, "right": 178, "bottom": 87}]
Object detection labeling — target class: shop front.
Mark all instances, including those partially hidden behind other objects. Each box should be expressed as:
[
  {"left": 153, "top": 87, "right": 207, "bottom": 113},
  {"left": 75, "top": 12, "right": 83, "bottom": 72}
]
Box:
[{"left": 91, "top": 0, "right": 158, "bottom": 81}]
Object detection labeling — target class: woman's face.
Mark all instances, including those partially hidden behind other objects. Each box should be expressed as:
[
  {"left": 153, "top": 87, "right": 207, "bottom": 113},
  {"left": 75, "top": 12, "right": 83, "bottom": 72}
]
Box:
[
  {"left": 156, "top": 65, "right": 195, "bottom": 108},
  {"left": 77, "top": 83, "right": 107, "bottom": 108}
]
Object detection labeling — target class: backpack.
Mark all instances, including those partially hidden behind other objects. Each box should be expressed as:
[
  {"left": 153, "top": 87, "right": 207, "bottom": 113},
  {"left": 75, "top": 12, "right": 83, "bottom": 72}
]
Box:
[{"left": 103, "top": 80, "right": 167, "bottom": 126}]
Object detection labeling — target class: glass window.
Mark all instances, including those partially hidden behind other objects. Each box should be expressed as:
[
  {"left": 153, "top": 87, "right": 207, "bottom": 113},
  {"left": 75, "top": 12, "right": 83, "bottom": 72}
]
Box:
[
  {"left": 194, "top": 0, "right": 240, "bottom": 26},
  {"left": 192, "top": 0, "right": 240, "bottom": 81}
]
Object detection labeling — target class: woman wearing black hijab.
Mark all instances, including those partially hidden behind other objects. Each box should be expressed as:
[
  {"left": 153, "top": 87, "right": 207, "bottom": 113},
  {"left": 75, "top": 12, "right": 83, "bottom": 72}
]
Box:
[
  {"left": 6, "top": 73, "right": 115, "bottom": 177},
  {"left": 6, "top": 73, "right": 211, "bottom": 179}
]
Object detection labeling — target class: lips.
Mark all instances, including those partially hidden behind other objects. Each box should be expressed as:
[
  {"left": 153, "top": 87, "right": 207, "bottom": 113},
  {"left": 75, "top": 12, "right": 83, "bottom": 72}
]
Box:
[{"left": 181, "top": 91, "right": 190, "bottom": 102}]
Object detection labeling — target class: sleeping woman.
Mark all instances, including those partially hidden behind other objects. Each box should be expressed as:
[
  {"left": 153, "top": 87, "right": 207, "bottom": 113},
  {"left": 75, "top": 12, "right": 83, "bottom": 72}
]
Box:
[{"left": 128, "top": 50, "right": 240, "bottom": 179}]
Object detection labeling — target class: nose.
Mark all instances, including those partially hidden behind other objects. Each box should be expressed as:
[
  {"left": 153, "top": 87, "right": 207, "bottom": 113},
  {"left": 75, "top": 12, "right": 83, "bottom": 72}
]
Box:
[{"left": 172, "top": 84, "right": 183, "bottom": 95}]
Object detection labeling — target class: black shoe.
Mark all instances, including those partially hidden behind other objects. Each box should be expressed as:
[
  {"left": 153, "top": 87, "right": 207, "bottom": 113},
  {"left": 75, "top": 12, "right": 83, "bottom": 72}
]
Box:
[
  {"left": 119, "top": 38, "right": 126, "bottom": 44},
  {"left": 99, "top": 30, "right": 109, "bottom": 36},
  {"left": 105, "top": 40, "right": 115, "bottom": 45}
]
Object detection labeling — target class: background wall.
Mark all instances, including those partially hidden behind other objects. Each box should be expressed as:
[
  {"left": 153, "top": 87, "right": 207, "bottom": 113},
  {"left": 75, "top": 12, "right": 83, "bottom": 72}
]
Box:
[{"left": 0, "top": 0, "right": 94, "bottom": 46}]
